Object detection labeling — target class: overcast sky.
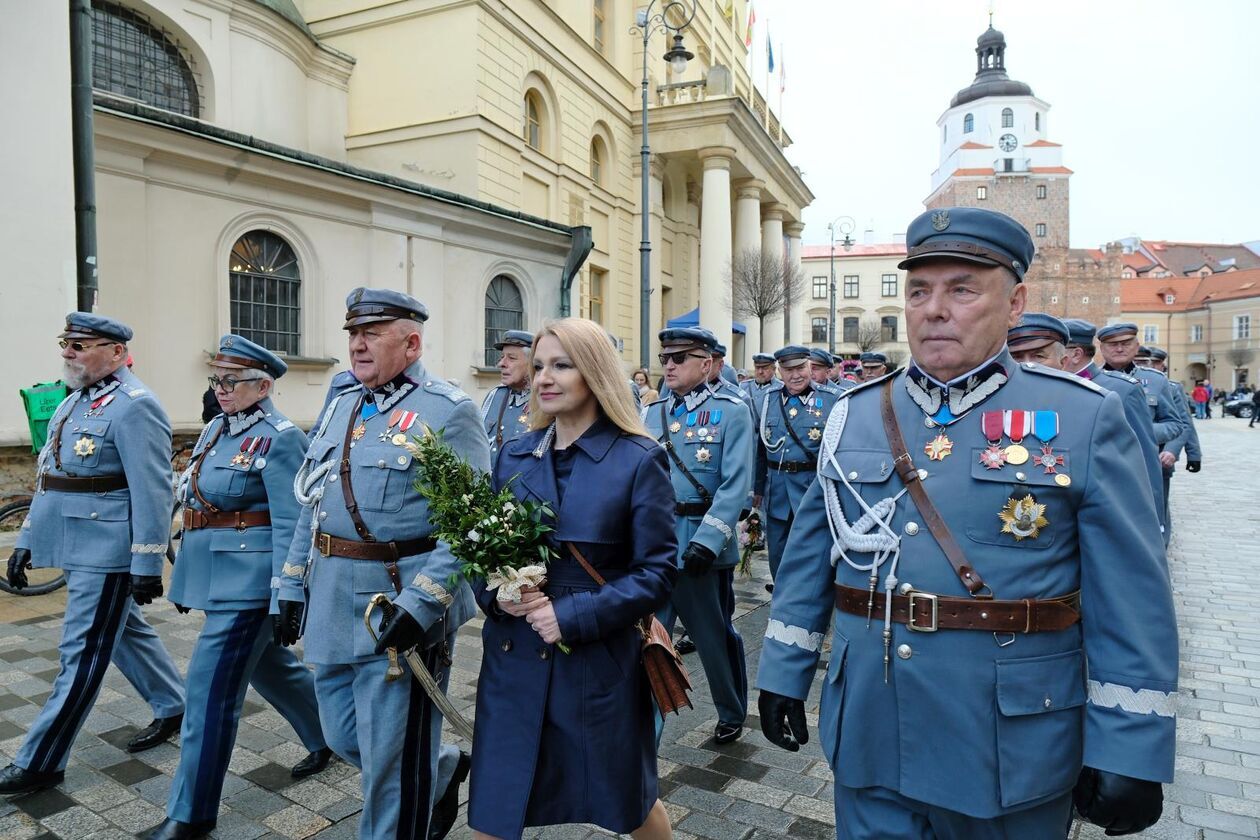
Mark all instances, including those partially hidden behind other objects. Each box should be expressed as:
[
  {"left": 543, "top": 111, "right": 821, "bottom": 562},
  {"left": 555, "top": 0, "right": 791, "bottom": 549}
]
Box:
[{"left": 748, "top": 0, "right": 1260, "bottom": 248}]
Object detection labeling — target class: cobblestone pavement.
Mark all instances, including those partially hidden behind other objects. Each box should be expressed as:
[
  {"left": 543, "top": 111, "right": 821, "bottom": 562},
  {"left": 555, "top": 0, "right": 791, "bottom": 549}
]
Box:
[{"left": 0, "top": 415, "right": 1256, "bottom": 839}]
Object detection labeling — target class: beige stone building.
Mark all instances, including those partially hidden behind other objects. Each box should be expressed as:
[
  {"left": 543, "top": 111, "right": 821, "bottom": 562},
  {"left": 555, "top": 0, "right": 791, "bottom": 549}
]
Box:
[
  {"left": 797, "top": 243, "right": 910, "bottom": 366},
  {"left": 1121, "top": 269, "right": 1260, "bottom": 391}
]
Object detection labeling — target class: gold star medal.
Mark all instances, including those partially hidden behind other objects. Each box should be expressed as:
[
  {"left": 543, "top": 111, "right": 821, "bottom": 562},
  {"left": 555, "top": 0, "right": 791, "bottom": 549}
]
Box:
[
  {"left": 669, "top": 421, "right": 682, "bottom": 433},
  {"left": 73, "top": 436, "right": 95, "bottom": 458},
  {"left": 924, "top": 432, "right": 953, "bottom": 461},
  {"left": 352, "top": 423, "right": 366, "bottom": 441},
  {"left": 808, "top": 427, "right": 822, "bottom": 441},
  {"left": 517, "top": 413, "right": 528, "bottom": 425},
  {"left": 696, "top": 447, "right": 711, "bottom": 463},
  {"left": 999, "top": 494, "right": 1048, "bottom": 541},
  {"left": 230, "top": 452, "right": 250, "bottom": 466},
  {"left": 788, "top": 408, "right": 798, "bottom": 418}
]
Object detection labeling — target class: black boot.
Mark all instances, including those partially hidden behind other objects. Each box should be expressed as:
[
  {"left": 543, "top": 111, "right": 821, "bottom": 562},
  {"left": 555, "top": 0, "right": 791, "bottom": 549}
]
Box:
[
  {"left": 291, "top": 747, "right": 334, "bottom": 778},
  {"left": 0, "top": 763, "right": 64, "bottom": 796},
  {"left": 144, "top": 817, "right": 216, "bottom": 840},
  {"left": 127, "top": 713, "right": 184, "bottom": 753},
  {"left": 428, "top": 750, "right": 471, "bottom": 840}
]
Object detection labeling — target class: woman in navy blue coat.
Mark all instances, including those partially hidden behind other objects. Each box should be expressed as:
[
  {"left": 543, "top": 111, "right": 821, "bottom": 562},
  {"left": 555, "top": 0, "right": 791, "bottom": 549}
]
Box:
[{"left": 468, "top": 318, "right": 678, "bottom": 840}]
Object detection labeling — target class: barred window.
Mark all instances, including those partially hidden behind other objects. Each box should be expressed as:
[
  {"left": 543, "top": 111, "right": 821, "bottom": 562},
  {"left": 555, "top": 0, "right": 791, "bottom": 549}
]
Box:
[
  {"left": 485, "top": 275, "right": 525, "bottom": 366},
  {"left": 229, "top": 231, "right": 301, "bottom": 356},
  {"left": 1001, "top": 107, "right": 1014, "bottom": 128},
  {"left": 92, "top": 1, "right": 200, "bottom": 117}
]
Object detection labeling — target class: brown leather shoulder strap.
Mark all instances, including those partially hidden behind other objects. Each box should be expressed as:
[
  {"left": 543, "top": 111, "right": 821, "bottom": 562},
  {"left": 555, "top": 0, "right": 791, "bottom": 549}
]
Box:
[
  {"left": 189, "top": 421, "right": 226, "bottom": 514},
  {"left": 340, "top": 392, "right": 375, "bottom": 542},
  {"left": 659, "top": 402, "right": 712, "bottom": 504},
  {"left": 880, "top": 379, "right": 989, "bottom": 597},
  {"left": 565, "top": 541, "right": 606, "bottom": 587},
  {"left": 493, "top": 389, "right": 510, "bottom": 450}
]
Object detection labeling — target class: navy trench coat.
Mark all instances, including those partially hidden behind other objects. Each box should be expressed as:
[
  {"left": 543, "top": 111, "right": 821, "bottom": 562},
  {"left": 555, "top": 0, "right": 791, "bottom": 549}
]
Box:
[{"left": 467, "top": 418, "right": 678, "bottom": 838}]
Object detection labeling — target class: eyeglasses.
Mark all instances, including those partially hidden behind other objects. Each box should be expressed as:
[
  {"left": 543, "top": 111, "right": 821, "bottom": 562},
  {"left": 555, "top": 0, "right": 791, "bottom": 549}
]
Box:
[
  {"left": 658, "top": 351, "right": 708, "bottom": 366},
  {"left": 58, "top": 339, "right": 115, "bottom": 352},
  {"left": 208, "top": 375, "right": 263, "bottom": 392}
]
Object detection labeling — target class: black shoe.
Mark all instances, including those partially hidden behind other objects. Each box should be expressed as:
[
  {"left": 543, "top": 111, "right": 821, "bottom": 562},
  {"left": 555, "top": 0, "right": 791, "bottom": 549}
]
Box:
[
  {"left": 428, "top": 750, "right": 471, "bottom": 839},
  {"left": 144, "top": 817, "right": 216, "bottom": 840},
  {"left": 764, "top": 582, "right": 775, "bottom": 594},
  {"left": 714, "top": 722, "right": 744, "bottom": 745},
  {"left": 291, "top": 747, "right": 334, "bottom": 778},
  {"left": 127, "top": 714, "right": 184, "bottom": 753},
  {"left": 675, "top": 634, "right": 696, "bottom": 655},
  {"left": 0, "top": 763, "right": 64, "bottom": 796}
]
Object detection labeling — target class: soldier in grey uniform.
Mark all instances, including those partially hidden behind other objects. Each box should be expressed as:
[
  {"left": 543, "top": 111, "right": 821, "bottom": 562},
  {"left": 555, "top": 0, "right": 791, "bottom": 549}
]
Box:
[
  {"left": 642, "top": 327, "right": 753, "bottom": 744},
  {"left": 758, "top": 208, "right": 1177, "bottom": 838},
  {"left": 480, "top": 328, "right": 533, "bottom": 459},
  {"left": 275, "top": 289, "right": 490, "bottom": 840},
  {"left": 1142, "top": 346, "right": 1202, "bottom": 541},
  {"left": 808, "top": 347, "right": 835, "bottom": 387},
  {"left": 860, "top": 351, "right": 890, "bottom": 380},
  {"left": 146, "top": 336, "right": 330, "bottom": 840},
  {"left": 1061, "top": 319, "right": 1166, "bottom": 551},
  {"left": 708, "top": 338, "right": 753, "bottom": 410},
  {"left": 1097, "top": 323, "right": 1188, "bottom": 540},
  {"left": 741, "top": 353, "right": 779, "bottom": 403},
  {"left": 2, "top": 313, "right": 185, "bottom": 795}
]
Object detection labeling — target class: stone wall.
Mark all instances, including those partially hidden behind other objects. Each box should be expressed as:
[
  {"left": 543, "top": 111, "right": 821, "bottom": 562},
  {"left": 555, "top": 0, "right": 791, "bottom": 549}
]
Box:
[{"left": 0, "top": 433, "right": 202, "bottom": 505}]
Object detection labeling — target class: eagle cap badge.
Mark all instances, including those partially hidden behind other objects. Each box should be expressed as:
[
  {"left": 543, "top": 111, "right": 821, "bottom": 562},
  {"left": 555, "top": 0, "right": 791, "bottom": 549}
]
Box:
[{"left": 930, "top": 209, "right": 950, "bottom": 231}]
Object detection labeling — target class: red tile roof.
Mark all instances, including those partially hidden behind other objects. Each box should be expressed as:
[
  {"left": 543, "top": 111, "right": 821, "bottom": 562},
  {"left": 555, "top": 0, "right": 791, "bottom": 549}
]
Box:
[
  {"left": 951, "top": 167, "right": 996, "bottom": 176},
  {"left": 1026, "top": 139, "right": 1062, "bottom": 147},
  {"left": 1120, "top": 267, "right": 1260, "bottom": 312},
  {"left": 958, "top": 141, "right": 991, "bottom": 149},
  {"left": 1030, "top": 166, "right": 1073, "bottom": 174}
]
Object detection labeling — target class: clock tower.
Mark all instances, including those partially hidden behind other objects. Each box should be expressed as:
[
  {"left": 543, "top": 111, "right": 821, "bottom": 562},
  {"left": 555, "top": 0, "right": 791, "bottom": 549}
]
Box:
[{"left": 924, "top": 24, "right": 1071, "bottom": 250}]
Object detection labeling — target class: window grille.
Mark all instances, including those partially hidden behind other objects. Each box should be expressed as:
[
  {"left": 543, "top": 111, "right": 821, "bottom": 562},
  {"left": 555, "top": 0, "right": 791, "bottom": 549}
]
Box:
[
  {"left": 229, "top": 231, "right": 301, "bottom": 356},
  {"left": 92, "top": 1, "right": 200, "bottom": 117},
  {"left": 485, "top": 276, "right": 525, "bottom": 366}
]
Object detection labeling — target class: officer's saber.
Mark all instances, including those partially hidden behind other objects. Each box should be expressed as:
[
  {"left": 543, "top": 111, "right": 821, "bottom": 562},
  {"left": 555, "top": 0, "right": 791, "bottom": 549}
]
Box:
[{"left": 363, "top": 594, "right": 476, "bottom": 743}]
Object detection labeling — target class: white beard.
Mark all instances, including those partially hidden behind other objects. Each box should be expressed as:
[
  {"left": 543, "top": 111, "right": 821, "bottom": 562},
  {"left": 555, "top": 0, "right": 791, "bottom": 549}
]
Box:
[{"left": 63, "top": 362, "right": 90, "bottom": 390}]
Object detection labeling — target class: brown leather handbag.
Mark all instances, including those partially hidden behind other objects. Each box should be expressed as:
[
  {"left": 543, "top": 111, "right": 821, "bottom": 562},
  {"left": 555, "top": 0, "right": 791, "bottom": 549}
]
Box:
[{"left": 565, "top": 542, "right": 693, "bottom": 719}]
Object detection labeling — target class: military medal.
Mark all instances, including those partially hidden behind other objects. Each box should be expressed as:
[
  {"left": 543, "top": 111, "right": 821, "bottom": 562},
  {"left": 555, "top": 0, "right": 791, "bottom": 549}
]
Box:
[
  {"left": 669, "top": 421, "right": 682, "bottom": 433},
  {"left": 696, "top": 448, "right": 711, "bottom": 463},
  {"left": 1030, "top": 411, "right": 1065, "bottom": 476},
  {"left": 808, "top": 427, "right": 822, "bottom": 441},
  {"left": 391, "top": 433, "right": 407, "bottom": 446},
  {"left": 1002, "top": 410, "right": 1031, "bottom": 465},
  {"left": 1036, "top": 444, "right": 1064, "bottom": 474},
  {"left": 73, "top": 436, "right": 95, "bottom": 458},
  {"left": 684, "top": 430, "right": 694, "bottom": 439},
  {"left": 788, "top": 407, "right": 798, "bottom": 418},
  {"left": 251, "top": 438, "right": 271, "bottom": 470},
  {"left": 352, "top": 424, "right": 366, "bottom": 441},
  {"left": 86, "top": 393, "right": 115, "bottom": 417},
  {"left": 999, "top": 494, "right": 1048, "bottom": 541},
  {"left": 924, "top": 433, "right": 953, "bottom": 461},
  {"left": 979, "top": 411, "right": 1007, "bottom": 470},
  {"left": 1054, "top": 474, "right": 1072, "bottom": 487},
  {"left": 517, "top": 413, "right": 528, "bottom": 425}
]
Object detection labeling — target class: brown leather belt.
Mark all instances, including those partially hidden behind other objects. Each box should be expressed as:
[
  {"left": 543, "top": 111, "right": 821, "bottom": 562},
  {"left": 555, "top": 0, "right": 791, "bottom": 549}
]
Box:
[
  {"left": 768, "top": 460, "right": 816, "bottom": 473},
  {"left": 835, "top": 584, "right": 1081, "bottom": 633},
  {"left": 183, "top": 509, "right": 271, "bottom": 531},
  {"left": 42, "top": 474, "right": 128, "bottom": 493},
  {"left": 675, "top": 501, "right": 712, "bottom": 516},
  {"left": 316, "top": 530, "right": 437, "bottom": 561}
]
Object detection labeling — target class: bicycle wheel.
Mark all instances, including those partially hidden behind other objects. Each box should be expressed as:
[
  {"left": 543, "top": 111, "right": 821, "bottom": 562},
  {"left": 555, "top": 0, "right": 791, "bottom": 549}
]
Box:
[{"left": 0, "top": 498, "right": 68, "bottom": 596}]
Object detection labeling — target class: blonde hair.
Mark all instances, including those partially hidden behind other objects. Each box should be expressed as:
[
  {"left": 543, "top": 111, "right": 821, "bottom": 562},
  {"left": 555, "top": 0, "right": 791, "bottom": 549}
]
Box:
[{"left": 527, "top": 318, "right": 649, "bottom": 438}]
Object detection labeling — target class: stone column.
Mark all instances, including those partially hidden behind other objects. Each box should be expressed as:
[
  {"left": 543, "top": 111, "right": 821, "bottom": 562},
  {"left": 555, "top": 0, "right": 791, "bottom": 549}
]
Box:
[
  {"left": 698, "top": 147, "right": 736, "bottom": 354},
  {"left": 785, "top": 221, "right": 805, "bottom": 345},
  {"left": 760, "top": 203, "right": 786, "bottom": 346},
  {"left": 733, "top": 178, "right": 765, "bottom": 355}
]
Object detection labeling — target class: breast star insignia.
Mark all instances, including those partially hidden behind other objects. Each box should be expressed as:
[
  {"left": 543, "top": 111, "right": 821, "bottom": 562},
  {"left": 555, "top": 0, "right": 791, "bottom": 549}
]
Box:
[
  {"left": 808, "top": 427, "right": 822, "bottom": 441},
  {"left": 73, "top": 436, "right": 96, "bottom": 458},
  {"left": 695, "top": 447, "right": 711, "bottom": 463},
  {"left": 998, "top": 494, "right": 1048, "bottom": 541},
  {"left": 669, "top": 422, "right": 682, "bottom": 433},
  {"left": 923, "top": 432, "right": 954, "bottom": 461}
]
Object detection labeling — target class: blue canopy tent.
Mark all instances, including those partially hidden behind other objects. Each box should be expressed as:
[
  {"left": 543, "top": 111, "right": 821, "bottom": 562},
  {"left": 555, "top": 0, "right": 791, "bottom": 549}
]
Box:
[{"left": 665, "top": 308, "right": 746, "bottom": 334}]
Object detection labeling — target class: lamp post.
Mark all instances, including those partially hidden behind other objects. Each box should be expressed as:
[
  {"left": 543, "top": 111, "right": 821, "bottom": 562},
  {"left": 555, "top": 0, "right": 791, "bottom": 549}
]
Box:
[
  {"left": 826, "top": 216, "right": 855, "bottom": 355},
  {"left": 633, "top": 0, "right": 697, "bottom": 370}
]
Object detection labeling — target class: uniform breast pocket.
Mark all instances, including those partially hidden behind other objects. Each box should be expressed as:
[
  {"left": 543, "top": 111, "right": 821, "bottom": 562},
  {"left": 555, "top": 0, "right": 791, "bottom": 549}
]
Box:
[
  {"left": 682, "top": 437, "right": 721, "bottom": 473},
  {"left": 965, "top": 449, "right": 1072, "bottom": 549},
  {"left": 208, "top": 527, "right": 272, "bottom": 601},
  {"left": 63, "top": 419, "right": 111, "bottom": 469},
  {"left": 994, "top": 649, "right": 1086, "bottom": 808},
  {"left": 352, "top": 447, "right": 415, "bottom": 512},
  {"left": 209, "top": 462, "right": 251, "bottom": 497},
  {"left": 62, "top": 494, "right": 130, "bottom": 561}
]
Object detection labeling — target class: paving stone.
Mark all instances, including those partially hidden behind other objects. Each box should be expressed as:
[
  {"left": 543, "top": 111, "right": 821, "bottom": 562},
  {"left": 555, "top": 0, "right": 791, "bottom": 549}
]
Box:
[
  {"left": 100, "top": 798, "right": 165, "bottom": 833},
  {"left": 262, "top": 803, "right": 332, "bottom": 838},
  {"left": 1179, "top": 805, "right": 1260, "bottom": 837},
  {"left": 676, "top": 811, "right": 753, "bottom": 840},
  {"left": 666, "top": 784, "right": 734, "bottom": 815},
  {"left": 37, "top": 805, "right": 111, "bottom": 839}
]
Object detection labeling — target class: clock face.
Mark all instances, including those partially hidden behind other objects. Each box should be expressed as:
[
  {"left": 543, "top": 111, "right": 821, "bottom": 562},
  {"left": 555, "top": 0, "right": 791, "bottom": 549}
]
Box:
[{"left": 999, "top": 134, "right": 1018, "bottom": 152}]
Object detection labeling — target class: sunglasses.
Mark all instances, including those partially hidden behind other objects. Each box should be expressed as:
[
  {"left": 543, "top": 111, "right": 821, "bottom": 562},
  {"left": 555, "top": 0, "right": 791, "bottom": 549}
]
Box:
[
  {"left": 58, "top": 339, "right": 115, "bottom": 352},
  {"left": 208, "top": 375, "right": 263, "bottom": 393},
  {"left": 658, "top": 351, "right": 709, "bottom": 366}
]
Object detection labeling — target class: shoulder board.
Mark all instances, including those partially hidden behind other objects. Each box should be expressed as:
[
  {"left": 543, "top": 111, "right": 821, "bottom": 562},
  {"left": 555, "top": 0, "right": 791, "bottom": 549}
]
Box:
[
  {"left": 765, "top": 381, "right": 785, "bottom": 393},
  {"left": 708, "top": 389, "right": 745, "bottom": 405},
  {"left": 1099, "top": 369, "right": 1140, "bottom": 385},
  {"left": 123, "top": 386, "right": 148, "bottom": 399},
  {"left": 837, "top": 369, "right": 897, "bottom": 399},
  {"left": 1143, "top": 368, "right": 1168, "bottom": 380},
  {"left": 1020, "top": 362, "right": 1106, "bottom": 395},
  {"left": 423, "top": 379, "right": 470, "bottom": 404},
  {"left": 265, "top": 415, "right": 296, "bottom": 432},
  {"left": 815, "top": 382, "right": 841, "bottom": 396}
]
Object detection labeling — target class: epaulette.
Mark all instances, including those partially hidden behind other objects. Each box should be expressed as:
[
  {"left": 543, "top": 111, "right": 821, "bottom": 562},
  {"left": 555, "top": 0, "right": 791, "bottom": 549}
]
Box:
[
  {"left": 423, "top": 378, "right": 469, "bottom": 404},
  {"left": 645, "top": 394, "right": 669, "bottom": 409},
  {"left": 123, "top": 386, "right": 148, "bottom": 399},
  {"left": 264, "top": 414, "right": 295, "bottom": 432},
  {"left": 1099, "top": 369, "right": 1140, "bottom": 386},
  {"left": 764, "top": 380, "right": 785, "bottom": 394},
  {"left": 1020, "top": 362, "right": 1106, "bottom": 395},
  {"left": 815, "top": 382, "right": 842, "bottom": 396},
  {"left": 707, "top": 389, "right": 745, "bottom": 405},
  {"left": 837, "top": 369, "right": 897, "bottom": 399},
  {"left": 1140, "top": 367, "right": 1168, "bottom": 379}
]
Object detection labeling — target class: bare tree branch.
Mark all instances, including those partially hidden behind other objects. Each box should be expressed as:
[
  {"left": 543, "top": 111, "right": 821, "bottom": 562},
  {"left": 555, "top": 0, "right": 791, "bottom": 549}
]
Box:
[
  {"left": 1227, "top": 347, "right": 1256, "bottom": 368},
  {"left": 856, "top": 318, "right": 883, "bottom": 352},
  {"left": 728, "top": 249, "right": 807, "bottom": 349}
]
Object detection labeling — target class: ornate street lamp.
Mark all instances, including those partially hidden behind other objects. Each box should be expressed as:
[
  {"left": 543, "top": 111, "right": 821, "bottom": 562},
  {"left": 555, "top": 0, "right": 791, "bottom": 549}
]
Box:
[
  {"left": 827, "top": 216, "right": 855, "bottom": 354},
  {"left": 632, "top": 1, "right": 698, "bottom": 370}
]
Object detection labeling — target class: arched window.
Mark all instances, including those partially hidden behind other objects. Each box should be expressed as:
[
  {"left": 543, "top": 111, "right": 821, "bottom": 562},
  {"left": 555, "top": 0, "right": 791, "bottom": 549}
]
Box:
[
  {"left": 92, "top": 1, "right": 200, "bottom": 117},
  {"left": 229, "top": 231, "right": 301, "bottom": 355},
  {"left": 485, "top": 275, "right": 524, "bottom": 366},
  {"left": 963, "top": 113, "right": 974, "bottom": 134},
  {"left": 1001, "top": 107, "right": 1014, "bottom": 128},
  {"left": 590, "top": 136, "right": 606, "bottom": 186},
  {"left": 524, "top": 91, "right": 543, "bottom": 151}
]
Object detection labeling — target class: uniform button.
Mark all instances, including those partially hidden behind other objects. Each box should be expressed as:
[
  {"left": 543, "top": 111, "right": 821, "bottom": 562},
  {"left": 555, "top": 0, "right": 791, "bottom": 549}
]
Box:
[
  {"left": 397, "top": 456, "right": 407, "bottom": 465},
  {"left": 1043, "top": 697, "right": 1053, "bottom": 709},
  {"left": 917, "top": 469, "right": 929, "bottom": 480},
  {"left": 377, "top": 459, "right": 386, "bottom": 468},
  {"left": 898, "top": 582, "right": 914, "bottom": 595},
  {"left": 501, "top": 640, "right": 512, "bottom": 652},
  {"left": 209, "top": 450, "right": 216, "bottom": 457},
  {"left": 319, "top": 511, "right": 328, "bottom": 521},
  {"left": 1015, "top": 471, "right": 1027, "bottom": 482},
  {"left": 904, "top": 522, "right": 919, "bottom": 536},
  {"left": 539, "top": 648, "right": 550, "bottom": 660},
  {"left": 328, "top": 473, "right": 337, "bottom": 483},
  {"left": 847, "top": 471, "right": 858, "bottom": 480},
  {"left": 89, "top": 512, "right": 99, "bottom": 519},
  {"left": 924, "top": 417, "right": 935, "bottom": 428},
  {"left": 240, "top": 543, "right": 247, "bottom": 549},
  {"left": 897, "top": 644, "right": 913, "bottom": 660}
]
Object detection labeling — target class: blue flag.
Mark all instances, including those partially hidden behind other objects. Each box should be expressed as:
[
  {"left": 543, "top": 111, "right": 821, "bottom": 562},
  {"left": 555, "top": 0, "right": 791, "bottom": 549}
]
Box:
[{"left": 767, "top": 33, "right": 775, "bottom": 73}]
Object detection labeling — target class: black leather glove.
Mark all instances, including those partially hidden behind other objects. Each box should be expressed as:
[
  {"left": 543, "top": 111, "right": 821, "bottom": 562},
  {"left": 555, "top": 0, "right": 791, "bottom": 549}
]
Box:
[
  {"left": 1186, "top": 460, "right": 1201, "bottom": 473},
  {"left": 1074, "top": 767, "right": 1163, "bottom": 836},
  {"left": 681, "top": 543, "right": 716, "bottom": 578},
  {"left": 374, "top": 604, "right": 423, "bottom": 655},
  {"left": 758, "top": 689, "right": 809, "bottom": 752},
  {"left": 129, "top": 574, "right": 163, "bottom": 605},
  {"left": 274, "top": 601, "right": 304, "bottom": 647},
  {"left": 7, "top": 549, "right": 31, "bottom": 590},
  {"left": 172, "top": 603, "right": 191, "bottom": 614}
]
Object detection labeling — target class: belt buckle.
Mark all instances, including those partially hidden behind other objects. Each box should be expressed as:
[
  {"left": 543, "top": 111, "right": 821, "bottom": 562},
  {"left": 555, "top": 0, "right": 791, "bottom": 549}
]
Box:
[
  {"left": 317, "top": 532, "right": 332, "bottom": 556},
  {"left": 907, "top": 591, "right": 938, "bottom": 632}
]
